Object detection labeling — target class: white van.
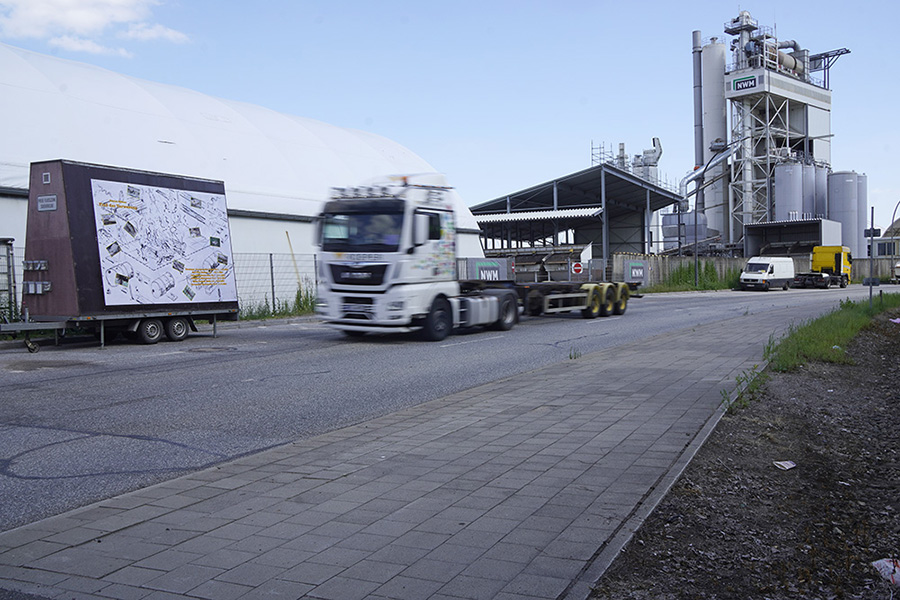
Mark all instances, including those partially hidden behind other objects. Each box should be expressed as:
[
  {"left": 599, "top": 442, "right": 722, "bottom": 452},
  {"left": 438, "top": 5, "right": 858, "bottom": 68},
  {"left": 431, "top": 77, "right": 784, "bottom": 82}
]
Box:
[{"left": 739, "top": 256, "right": 795, "bottom": 291}]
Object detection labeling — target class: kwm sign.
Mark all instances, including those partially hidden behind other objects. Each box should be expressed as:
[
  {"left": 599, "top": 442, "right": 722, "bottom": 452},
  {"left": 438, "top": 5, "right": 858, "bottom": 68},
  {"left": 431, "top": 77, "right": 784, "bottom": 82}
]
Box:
[{"left": 733, "top": 76, "right": 757, "bottom": 91}]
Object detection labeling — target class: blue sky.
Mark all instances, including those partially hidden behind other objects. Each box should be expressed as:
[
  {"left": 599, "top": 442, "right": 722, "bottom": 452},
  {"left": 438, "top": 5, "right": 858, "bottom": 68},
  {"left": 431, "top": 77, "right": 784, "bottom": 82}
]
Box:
[{"left": 1, "top": 1, "right": 896, "bottom": 226}]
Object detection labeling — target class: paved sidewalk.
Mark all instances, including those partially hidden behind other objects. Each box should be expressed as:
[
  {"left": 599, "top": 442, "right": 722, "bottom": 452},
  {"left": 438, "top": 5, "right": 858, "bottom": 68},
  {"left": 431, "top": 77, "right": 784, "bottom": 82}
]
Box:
[{"left": 0, "top": 310, "right": 784, "bottom": 600}]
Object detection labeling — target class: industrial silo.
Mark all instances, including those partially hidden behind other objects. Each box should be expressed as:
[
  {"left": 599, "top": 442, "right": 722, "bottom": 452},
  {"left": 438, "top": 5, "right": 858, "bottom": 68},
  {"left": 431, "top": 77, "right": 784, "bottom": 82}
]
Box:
[
  {"left": 857, "top": 173, "right": 869, "bottom": 257},
  {"left": 814, "top": 165, "right": 829, "bottom": 218},
  {"left": 828, "top": 171, "right": 859, "bottom": 257},
  {"left": 802, "top": 163, "right": 816, "bottom": 218},
  {"left": 701, "top": 37, "right": 727, "bottom": 237},
  {"left": 774, "top": 162, "right": 803, "bottom": 221}
]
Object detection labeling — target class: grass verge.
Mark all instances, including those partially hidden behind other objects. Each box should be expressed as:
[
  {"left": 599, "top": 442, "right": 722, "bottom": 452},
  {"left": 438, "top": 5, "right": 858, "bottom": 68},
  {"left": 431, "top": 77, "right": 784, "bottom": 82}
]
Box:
[
  {"left": 641, "top": 262, "right": 740, "bottom": 293},
  {"left": 765, "top": 293, "right": 900, "bottom": 372}
]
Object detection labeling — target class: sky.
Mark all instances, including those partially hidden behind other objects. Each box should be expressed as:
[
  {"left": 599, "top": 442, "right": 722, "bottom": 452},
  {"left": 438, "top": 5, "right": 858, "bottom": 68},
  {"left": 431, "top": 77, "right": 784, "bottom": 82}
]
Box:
[{"left": 0, "top": 0, "right": 897, "bottom": 227}]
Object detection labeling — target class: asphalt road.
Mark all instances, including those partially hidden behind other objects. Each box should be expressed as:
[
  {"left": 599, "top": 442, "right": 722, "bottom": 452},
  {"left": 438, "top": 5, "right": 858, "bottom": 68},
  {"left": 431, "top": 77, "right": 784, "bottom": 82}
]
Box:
[{"left": 0, "top": 286, "right": 878, "bottom": 533}]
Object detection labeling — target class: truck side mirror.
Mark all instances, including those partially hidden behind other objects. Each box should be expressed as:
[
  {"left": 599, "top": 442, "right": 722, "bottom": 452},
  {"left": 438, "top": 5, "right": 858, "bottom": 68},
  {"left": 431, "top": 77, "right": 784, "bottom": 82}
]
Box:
[{"left": 413, "top": 213, "right": 429, "bottom": 247}]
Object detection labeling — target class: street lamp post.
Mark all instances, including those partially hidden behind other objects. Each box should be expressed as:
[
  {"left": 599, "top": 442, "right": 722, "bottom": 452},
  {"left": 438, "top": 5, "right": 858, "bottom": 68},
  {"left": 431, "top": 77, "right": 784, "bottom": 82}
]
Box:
[{"left": 891, "top": 198, "right": 900, "bottom": 284}]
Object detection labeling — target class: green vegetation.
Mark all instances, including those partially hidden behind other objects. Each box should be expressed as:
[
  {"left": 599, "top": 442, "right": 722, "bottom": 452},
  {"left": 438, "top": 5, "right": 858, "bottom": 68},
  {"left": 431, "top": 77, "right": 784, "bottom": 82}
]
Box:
[
  {"left": 642, "top": 261, "right": 741, "bottom": 293},
  {"left": 764, "top": 293, "right": 900, "bottom": 372},
  {"left": 723, "top": 364, "right": 770, "bottom": 411},
  {"left": 240, "top": 280, "right": 317, "bottom": 320}
]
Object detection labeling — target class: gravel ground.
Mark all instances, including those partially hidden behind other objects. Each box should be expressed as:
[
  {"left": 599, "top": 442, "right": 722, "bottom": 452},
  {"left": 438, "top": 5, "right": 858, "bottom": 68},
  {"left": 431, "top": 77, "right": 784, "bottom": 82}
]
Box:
[{"left": 592, "top": 308, "right": 900, "bottom": 599}]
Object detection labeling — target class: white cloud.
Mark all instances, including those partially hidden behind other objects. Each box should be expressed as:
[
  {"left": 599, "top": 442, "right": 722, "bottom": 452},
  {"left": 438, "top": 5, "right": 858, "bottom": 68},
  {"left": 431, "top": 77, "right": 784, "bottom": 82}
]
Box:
[
  {"left": 0, "top": 0, "right": 187, "bottom": 55},
  {"left": 48, "top": 35, "right": 132, "bottom": 57},
  {"left": 120, "top": 22, "right": 187, "bottom": 43}
]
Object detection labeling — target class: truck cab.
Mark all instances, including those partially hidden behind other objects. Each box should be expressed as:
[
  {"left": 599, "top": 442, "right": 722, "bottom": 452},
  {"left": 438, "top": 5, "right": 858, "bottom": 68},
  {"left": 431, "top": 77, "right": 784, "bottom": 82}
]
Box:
[
  {"left": 315, "top": 174, "right": 517, "bottom": 340},
  {"left": 812, "top": 246, "right": 852, "bottom": 279},
  {"left": 794, "top": 245, "right": 851, "bottom": 288}
]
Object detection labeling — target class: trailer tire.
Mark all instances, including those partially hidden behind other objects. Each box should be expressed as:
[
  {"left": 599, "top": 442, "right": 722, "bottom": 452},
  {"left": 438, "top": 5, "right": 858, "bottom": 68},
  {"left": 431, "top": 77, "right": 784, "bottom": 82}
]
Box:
[
  {"left": 164, "top": 317, "right": 190, "bottom": 342},
  {"left": 491, "top": 294, "right": 517, "bottom": 331},
  {"left": 599, "top": 286, "right": 615, "bottom": 317},
  {"left": 422, "top": 298, "right": 452, "bottom": 341},
  {"left": 782, "top": 281, "right": 790, "bottom": 290},
  {"left": 138, "top": 319, "right": 164, "bottom": 344},
  {"left": 613, "top": 284, "right": 629, "bottom": 315},
  {"left": 581, "top": 289, "right": 601, "bottom": 319},
  {"left": 526, "top": 290, "right": 544, "bottom": 316}
]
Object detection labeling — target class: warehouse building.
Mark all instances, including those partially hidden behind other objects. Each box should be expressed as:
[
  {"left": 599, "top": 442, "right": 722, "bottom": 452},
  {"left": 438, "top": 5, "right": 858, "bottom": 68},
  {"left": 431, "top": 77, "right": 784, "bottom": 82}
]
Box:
[{"left": 0, "top": 43, "right": 482, "bottom": 308}]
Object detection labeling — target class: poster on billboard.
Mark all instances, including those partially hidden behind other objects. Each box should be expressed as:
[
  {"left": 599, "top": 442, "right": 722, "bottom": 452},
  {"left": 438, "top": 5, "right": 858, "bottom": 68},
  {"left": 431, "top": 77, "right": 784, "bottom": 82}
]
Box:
[{"left": 91, "top": 179, "right": 238, "bottom": 306}]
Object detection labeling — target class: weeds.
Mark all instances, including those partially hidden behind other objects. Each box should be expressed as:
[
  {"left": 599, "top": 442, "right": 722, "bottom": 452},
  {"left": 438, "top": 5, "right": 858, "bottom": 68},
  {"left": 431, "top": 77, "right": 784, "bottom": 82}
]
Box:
[
  {"left": 239, "top": 279, "right": 317, "bottom": 320},
  {"left": 724, "top": 364, "right": 771, "bottom": 411},
  {"left": 766, "top": 293, "right": 900, "bottom": 372},
  {"left": 642, "top": 262, "right": 741, "bottom": 293},
  {"left": 568, "top": 347, "right": 582, "bottom": 360}
]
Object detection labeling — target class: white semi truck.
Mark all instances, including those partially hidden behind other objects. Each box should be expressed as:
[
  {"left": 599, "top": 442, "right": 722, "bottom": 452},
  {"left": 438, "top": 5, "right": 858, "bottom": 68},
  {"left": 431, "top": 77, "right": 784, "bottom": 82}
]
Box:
[{"left": 315, "top": 174, "right": 630, "bottom": 341}]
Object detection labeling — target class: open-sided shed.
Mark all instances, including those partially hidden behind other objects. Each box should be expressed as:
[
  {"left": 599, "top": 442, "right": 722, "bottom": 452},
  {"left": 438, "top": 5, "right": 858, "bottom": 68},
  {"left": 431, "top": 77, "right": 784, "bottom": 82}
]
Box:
[{"left": 470, "top": 162, "right": 682, "bottom": 262}]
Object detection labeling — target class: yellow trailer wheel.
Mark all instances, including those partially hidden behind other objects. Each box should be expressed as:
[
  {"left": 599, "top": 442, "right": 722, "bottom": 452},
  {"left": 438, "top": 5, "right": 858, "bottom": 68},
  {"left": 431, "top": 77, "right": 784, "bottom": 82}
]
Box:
[
  {"left": 599, "top": 284, "right": 615, "bottom": 317},
  {"left": 580, "top": 284, "right": 601, "bottom": 319},
  {"left": 613, "top": 283, "right": 629, "bottom": 315}
]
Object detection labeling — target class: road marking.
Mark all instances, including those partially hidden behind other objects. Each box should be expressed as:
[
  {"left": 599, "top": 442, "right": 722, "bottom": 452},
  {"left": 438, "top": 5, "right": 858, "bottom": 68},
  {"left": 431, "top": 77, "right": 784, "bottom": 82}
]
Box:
[{"left": 440, "top": 335, "right": 504, "bottom": 348}]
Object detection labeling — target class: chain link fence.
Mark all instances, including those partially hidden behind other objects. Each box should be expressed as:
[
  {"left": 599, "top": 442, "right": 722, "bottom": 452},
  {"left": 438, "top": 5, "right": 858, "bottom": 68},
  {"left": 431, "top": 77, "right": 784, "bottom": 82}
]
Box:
[
  {"left": 1, "top": 246, "right": 319, "bottom": 321},
  {"left": 232, "top": 253, "right": 318, "bottom": 315}
]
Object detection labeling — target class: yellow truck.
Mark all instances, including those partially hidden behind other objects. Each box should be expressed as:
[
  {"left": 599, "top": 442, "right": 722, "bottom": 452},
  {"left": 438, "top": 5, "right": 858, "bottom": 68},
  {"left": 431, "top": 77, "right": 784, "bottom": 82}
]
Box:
[{"left": 792, "top": 245, "right": 852, "bottom": 288}]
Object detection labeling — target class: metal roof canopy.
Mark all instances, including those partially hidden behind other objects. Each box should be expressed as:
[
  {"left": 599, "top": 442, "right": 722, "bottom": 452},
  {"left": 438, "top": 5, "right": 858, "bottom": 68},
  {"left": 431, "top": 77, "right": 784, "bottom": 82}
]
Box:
[
  {"left": 744, "top": 218, "right": 843, "bottom": 257},
  {"left": 470, "top": 162, "right": 682, "bottom": 260}
]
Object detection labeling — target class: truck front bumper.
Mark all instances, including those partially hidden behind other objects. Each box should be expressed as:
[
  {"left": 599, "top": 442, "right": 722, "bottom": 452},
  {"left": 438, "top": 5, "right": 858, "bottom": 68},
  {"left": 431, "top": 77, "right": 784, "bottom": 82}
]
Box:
[{"left": 316, "top": 287, "right": 420, "bottom": 332}]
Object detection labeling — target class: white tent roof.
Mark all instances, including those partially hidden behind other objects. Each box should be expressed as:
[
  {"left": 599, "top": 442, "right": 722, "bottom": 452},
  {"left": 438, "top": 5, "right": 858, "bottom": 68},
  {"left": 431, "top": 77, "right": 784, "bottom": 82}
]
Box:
[{"left": 0, "top": 43, "right": 480, "bottom": 231}]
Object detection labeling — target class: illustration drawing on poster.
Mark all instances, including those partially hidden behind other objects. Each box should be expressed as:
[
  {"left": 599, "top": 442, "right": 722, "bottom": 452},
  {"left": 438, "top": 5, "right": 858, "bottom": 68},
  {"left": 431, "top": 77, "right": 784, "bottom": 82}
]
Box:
[{"left": 91, "top": 179, "right": 238, "bottom": 306}]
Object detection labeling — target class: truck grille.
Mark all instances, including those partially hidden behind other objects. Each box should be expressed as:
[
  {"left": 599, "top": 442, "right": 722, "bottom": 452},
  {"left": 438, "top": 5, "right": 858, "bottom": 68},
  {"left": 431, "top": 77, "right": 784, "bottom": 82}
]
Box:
[
  {"left": 330, "top": 264, "right": 387, "bottom": 286},
  {"left": 341, "top": 296, "right": 374, "bottom": 320}
]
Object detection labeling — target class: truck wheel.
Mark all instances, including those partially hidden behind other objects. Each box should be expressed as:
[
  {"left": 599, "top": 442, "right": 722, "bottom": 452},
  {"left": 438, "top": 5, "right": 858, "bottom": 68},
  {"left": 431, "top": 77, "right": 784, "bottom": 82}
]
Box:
[
  {"left": 491, "top": 294, "right": 517, "bottom": 331},
  {"left": 422, "top": 298, "right": 452, "bottom": 341},
  {"left": 840, "top": 277, "right": 847, "bottom": 288},
  {"left": 581, "top": 289, "right": 601, "bottom": 319},
  {"left": 138, "top": 319, "right": 164, "bottom": 344},
  {"left": 613, "top": 284, "right": 629, "bottom": 315},
  {"left": 164, "top": 317, "right": 189, "bottom": 342},
  {"left": 599, "top": 286, "right": 615, "bottom": 317},
  {"left": 783, "top": 281, "right": 790, "bottom": 290}
]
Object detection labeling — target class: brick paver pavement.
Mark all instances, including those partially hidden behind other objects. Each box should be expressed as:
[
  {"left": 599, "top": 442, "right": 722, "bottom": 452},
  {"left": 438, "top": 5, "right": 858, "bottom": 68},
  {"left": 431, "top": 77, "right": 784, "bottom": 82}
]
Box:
[{"left": 0, "top": 307, "right": 795, "bottom": 599}]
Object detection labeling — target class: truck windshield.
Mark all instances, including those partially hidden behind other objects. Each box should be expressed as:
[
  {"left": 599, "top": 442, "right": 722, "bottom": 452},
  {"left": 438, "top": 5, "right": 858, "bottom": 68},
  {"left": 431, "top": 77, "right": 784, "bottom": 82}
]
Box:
[
  {"left": 322, "top": 213, "right": 403, "bottom": 252},
  {"left": 744, "top": 262, "right": 768, "bottom": 273}
]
